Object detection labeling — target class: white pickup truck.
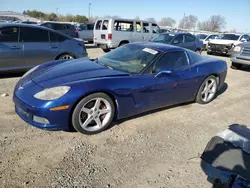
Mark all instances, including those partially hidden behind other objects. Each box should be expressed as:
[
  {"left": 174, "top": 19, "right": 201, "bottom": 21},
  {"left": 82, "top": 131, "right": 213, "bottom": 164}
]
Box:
[{"left": 207, "top": 33, "right": 250, "bottom": 55}]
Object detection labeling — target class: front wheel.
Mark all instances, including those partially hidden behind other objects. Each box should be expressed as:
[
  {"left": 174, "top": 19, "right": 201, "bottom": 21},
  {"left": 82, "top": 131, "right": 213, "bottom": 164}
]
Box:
[
  {"left": 71, "top": 93, "right": 115, "bottom": 135},
  {"left": 196, "top": 75, "right": 218, "bottom": 104},
  {"left": 231, "top": 62, "right": 242, "bottom": 70},
  {"left": 58, "top": 54, "right": 75, "bottom": 60}
]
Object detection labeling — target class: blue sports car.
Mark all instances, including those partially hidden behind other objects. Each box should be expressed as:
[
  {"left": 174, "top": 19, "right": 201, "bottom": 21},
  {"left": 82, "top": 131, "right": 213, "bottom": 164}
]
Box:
[{"left": 13, "top": 43, "right": 227, "bottom": 134}]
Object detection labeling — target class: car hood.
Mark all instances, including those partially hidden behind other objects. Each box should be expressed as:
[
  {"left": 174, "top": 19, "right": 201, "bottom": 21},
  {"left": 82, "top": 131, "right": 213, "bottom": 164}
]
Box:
[
  {"left": 209, "top": 39, "right": 238, "bottom": 45},
  {"left": 29, "top": 58, "right": 129, "bottom": 88}
]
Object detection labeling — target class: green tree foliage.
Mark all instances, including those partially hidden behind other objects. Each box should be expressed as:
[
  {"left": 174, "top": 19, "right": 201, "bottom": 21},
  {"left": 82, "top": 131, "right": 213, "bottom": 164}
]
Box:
[{"left": 23, "top": 10, "right": 88, "bottom": 22}]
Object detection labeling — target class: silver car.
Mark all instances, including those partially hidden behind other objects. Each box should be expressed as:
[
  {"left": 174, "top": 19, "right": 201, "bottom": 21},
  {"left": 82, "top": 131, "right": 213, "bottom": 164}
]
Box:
[
  {"left": 0, "top": 23, "right": 88, "bottom": 72},
  {"left": 77, "top": 23, "right": 94, "bottom": 42}
]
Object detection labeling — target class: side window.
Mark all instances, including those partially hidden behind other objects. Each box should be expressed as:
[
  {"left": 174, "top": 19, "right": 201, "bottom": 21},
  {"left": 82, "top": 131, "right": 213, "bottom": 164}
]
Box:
[
  {"left": 95, "top": 20, "right": 102, "bottom": 30},
  {"left": 245, "top": 35, "right": 250, "bottom": 41},
  {"left": 49, "top": 31, "right": 59, "bottom": 42},
  {"left": 87, "top": 24, "right": 94, "bottom": 30},
  {"left": 0, "top": 27, "right": 19, "bottom": 42},
  {"left": 154, "top": 51, "right": 188, "bottom": 73},
  {"left": 185, "top": 35, "right": 195, "bottom": 42},
  {"left": 102, "top": 20, "right": 108, "bottom": 30},
  {"left": 152, "top": 23, "right": 159, "bottom": 34},
  {"left": 54, "top": 24, "right": 66, "bottom": 30},
  {"left": 136, "top": 22, "right": 141, "bottom": 32},
  {"left": 114, "top": 20, "right": 133, "bottom": 32},
  {"left": 20, "top": 27, "right": 49, "bottom": 42},
  {"left": 173, "top": 35, "right": 183, "bottom": 44},
  {"left": 143, "top": 23, "right": 149, "bottom": 33}
]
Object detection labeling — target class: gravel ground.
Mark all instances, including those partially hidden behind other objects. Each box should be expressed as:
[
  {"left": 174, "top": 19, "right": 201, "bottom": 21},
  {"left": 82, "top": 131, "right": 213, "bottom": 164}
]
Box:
[{"left": 0, "top": 44, "right": 250, "bottom": 187}]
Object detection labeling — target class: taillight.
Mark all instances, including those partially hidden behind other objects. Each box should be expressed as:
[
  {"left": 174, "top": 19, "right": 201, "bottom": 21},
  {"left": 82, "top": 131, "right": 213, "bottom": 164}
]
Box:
[
  {"left": 108, "top": 34, "right": 112, "bottom": 40},
  {"left": 75, "top": 30, "right": 79, "bottom": 37}
]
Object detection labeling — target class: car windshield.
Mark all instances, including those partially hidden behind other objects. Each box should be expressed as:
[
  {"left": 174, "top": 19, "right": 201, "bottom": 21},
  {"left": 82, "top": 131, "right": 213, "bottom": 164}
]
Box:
[
  {"left": 152, "top": 34, "right": 176, "bottom": 43},
  {"left": 221, "top": 34, "right": 240, "bottom": 40},
  {"left": 98, "top": 45, "right": 160, "bottom": 74},
  {"left": 196, "top": 34, "right": 208, "bottom": 39}
]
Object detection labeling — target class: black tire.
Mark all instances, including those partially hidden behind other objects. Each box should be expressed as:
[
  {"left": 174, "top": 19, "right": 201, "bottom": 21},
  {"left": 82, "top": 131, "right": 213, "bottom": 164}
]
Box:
[
  {"left": 119, "top": 41, "right": 129, "bottom": 47},
  {"left": 231, "top": 62, "right": 242, "bottom": 70},
  {"left": 102, "top": 48, "right": 111, "bottom": 53},
  {"left": 195, "top": 49, "right": 201, "bottom": 54},
  {"left": 207, "top": 51, "right": 213, "bottom": 55},
  {"left": 58, "top": 53, "right": 75, "bottom": 60},
  {"left": 196, "top": 75, "right": 218, "bottom": 104},
  {"left": 71, "top": 93, "right": 115, "bottom": 135}
]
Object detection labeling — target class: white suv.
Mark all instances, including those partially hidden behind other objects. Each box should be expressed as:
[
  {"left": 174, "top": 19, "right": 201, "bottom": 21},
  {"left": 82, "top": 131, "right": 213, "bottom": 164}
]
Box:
[
  {"left": 94, "top": 18, "right": 160, "bottom": 52},
  {"left": 207, "top": 33, "right": 250, "bottom": 55}
]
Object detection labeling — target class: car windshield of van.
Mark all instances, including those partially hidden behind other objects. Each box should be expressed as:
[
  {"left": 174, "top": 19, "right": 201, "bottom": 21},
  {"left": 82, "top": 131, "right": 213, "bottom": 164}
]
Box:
[
  {"left": 152, "top": 34, "right": 176, "bottom": 43},
  {"left": 220, "top": 34, "right": 239, "bottom": 40},
  {"left": 97, "top": 45, "right": 159, "bottom": 74}
]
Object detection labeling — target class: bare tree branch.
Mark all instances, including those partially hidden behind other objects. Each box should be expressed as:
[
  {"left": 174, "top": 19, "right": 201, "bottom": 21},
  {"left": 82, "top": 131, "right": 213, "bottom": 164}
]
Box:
[
  {"left": 179, "top": 15, "right": 198, "bottom": 29},
  {"left": 159, "top": 17, "right": 176, "bottom": 27},
  {"left": 198, "top": 15, "right": 226, "bottom": 32}
]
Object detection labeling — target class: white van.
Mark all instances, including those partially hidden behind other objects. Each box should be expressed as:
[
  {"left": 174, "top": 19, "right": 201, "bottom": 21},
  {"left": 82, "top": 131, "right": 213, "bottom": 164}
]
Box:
[{"left": 94, "top": 18, "right": 160, "bottom": 52}]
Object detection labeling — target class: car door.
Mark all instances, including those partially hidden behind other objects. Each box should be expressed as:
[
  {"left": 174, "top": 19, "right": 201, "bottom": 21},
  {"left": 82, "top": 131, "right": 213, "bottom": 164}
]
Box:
[
  {"left": 171, "top": 34, "right": 184, "bottom": 47},
  {"left": 142, "top": 22, "right": 151, "bottom": 41},
  {"left": 151, "top": 51, "right": 199, "bottom": 105},
  {"left": 86, "top": 24, "right": 94, "bottom": 41},
  {"left": 183, "top": 34, "right": 196, "bottom": 51},
  {"left": 132, "top": 22, "right": 144, "bottom": 42},
  {"left": 0, "top": 26, "right": 24, "bottom": 70},
  {"left": 20, "top": 26, "right": 57, "bottom": 66}
]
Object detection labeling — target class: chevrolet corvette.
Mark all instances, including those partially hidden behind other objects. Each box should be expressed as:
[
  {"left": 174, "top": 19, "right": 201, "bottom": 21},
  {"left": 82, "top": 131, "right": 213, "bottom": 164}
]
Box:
[{"left": 13, "top": 42, "right": 227, "bottom": 134}]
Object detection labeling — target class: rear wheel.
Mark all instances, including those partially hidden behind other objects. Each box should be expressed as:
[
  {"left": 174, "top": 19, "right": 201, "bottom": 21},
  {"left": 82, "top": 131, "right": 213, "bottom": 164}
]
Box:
[
  {"left": 196, "top": 75, "right": 218, "bottom": 104},
  {"left": 58, "top": 54, "right": 75, "bottom": 60},
  {"left": 119, "top": 41, "right": 129, "bottom": 47},
  {"left": 195, "top": 49, "right": 201, "bottom": 54},
  {"left": 100, "top": 44, "right": 110, "bottom": 53},
  {"left": 71, "top": 93, "right": 115, "bottom": 135},
  {"left": 231, "top": 62, "right": 242, "bottom": 70},
  {"left": 207, "top": 51, "right": 213, "bottom": 55}
]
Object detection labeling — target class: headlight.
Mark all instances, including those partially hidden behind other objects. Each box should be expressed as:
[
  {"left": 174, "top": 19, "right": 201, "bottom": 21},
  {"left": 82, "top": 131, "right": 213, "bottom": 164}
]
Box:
[
  {"left": 233, "top": 46, "right": 242, "bottom": 52},
  {"left": 34, "top": 86, "right": 71, "bottom": 100},
  {"left": 22, "top": 65, "right": 39, "bottom": 78}
]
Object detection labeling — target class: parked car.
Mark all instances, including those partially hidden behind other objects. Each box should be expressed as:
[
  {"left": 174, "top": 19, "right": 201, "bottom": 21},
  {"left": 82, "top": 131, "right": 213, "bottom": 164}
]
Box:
[
  {"left": 0, "top": 23, "right": 87, "bottom": 72},
  {"left": 195, "top": 34, "right": 208, "bottom": 41},
  {"left": 151, "top": 32, "right": 203, "bottom": 53},
  {"left": 207, "top": 33, "right": 250, "bottom": 55},
  {"left": 13, "top": 42, "right": 227, "bottom": 134},
  {"left": 40, "top": 22, "right": 79, "bottom": 38},
  {"left": 77, "top": 23, "right": 94, "bottom": 42},
  {"left": 230, "top": 42, "right": 250, "bottom": 69},
  {"left": 159, "top": 28, "right": 171, "bottom": 33},
  {"left": 21, "top": 21, "right": 38, "bottom": 24},
  {"left": 94, "top": 18, "right": 160, "bottom": 52},
  {"left": 202, "top": 34, "right": 220, "bottom": 50}
]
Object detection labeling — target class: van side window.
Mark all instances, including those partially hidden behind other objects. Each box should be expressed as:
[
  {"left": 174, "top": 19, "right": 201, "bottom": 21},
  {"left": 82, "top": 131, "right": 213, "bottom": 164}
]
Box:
[
  {"left": 95, "top": 20, "right": 102, "bottom": 30},
  {"left": 143, "top": 23, "right": 149, "bottom": 33},
  {"left": 152, "top": 23, "right": 159, "bottom": 34},
  {"left": 114, "top": 21, "right": 133, "bottom": 32},
  {"left": 136, "top": 22, "right": 141, "bottom": 32},
  {"left": 102, "top": 20, "right": 108, "bottom": 30}
]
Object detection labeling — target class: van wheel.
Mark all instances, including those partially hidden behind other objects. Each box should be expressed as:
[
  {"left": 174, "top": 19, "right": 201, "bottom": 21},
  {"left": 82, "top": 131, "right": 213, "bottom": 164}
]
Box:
[
  {"left": 102, "top": 48, "right": 110, "bottom": 53},
  {"left": 231, "top": 62, "right": 242, "bottom": 70},
  {"left": 119, "top": 41, "right": 129, "bottom": 47}
]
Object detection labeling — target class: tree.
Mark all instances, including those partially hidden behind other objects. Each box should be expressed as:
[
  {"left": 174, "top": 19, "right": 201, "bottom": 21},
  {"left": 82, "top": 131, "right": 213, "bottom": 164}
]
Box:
[
  {"left": 178, "top": 15, "right": 198, "bottom": 29},
  {"left": 146, "top": 17, "right": 156, "bottom": 23},
  {"left": 159, "top": 17, "right": 176, "bottom": 27},
  {"left": 198, "top": 15, "right": 226, "bottom": 32},
  {"left": 134, "top": 16, "right": 140, "bottom": 20},
  {"left": 46, "top": 13, "right": 58, "bottom": 21},
  {"left": 89, "top": 16, "right": 99, "bottom": 23}
]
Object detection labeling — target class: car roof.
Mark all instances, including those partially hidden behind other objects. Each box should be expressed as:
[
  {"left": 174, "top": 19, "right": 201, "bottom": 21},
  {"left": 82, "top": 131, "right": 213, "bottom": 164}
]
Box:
[
  {"left": 0, "top": 23, "right": 55, "bottom": 31},
  {"left": 160, "top": 32, "right": 192, "bottom": 35},
  {"left": 129, "top": 42, "right": 185, "bottom": 52}
]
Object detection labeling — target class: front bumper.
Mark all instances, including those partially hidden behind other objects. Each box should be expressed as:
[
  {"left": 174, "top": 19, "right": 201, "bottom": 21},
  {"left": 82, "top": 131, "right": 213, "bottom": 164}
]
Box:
[
  {"left": 207, "top": 44, "right": 233, "bottom": 54},
  {"left": 231, "top": 56, "right": 250, "bottom": 65},
  {"left": 13, "top": 94, "right": 71, "bottom": 131}
]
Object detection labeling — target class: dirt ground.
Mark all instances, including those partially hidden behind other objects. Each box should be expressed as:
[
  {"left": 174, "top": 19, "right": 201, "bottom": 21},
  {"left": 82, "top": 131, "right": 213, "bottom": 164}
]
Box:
[{"left": 0, "top": 44, "right": 250, "bottom": 188}]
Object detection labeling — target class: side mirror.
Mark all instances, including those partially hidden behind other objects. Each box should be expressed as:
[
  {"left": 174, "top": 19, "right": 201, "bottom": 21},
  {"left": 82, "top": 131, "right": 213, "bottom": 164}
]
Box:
[
  {"left": 155, "top": 70, "right": 173, "bottom": 78},
  {"left": 241, "top": 38, "right": 247, "bottom": 42}
]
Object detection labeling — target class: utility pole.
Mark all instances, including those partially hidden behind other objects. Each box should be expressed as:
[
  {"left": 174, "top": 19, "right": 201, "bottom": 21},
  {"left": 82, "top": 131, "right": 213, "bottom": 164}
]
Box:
[
  {"left": 88, "top": 3, "right": 91, "bottom": 20},
  {"left": 183, "top": 13, "right": 186, "bottom": 29},
  {"left": 56, "top": 8, "right": 59, "bottom": 16}
]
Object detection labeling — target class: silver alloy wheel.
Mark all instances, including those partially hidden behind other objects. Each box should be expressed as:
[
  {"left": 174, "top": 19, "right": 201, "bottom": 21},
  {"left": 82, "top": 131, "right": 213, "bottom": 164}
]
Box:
[
  {"left": 79, "top": 98, "right": 112, "bottom": 132},
  {"left": 60, "top": 54, "right": 74, "bottom": 60},
  {"left": 201, "top": 78, "right": 217, "bottom": 102}
]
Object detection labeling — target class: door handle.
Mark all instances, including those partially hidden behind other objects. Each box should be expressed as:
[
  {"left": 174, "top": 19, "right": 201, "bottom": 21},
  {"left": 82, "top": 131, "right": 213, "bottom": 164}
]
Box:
[
  {"left": 49, "top": 45, "right": 58, "bottom": 49},
  {"left": 10, "top": 46, "right": 21, "bottom": 50}
]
